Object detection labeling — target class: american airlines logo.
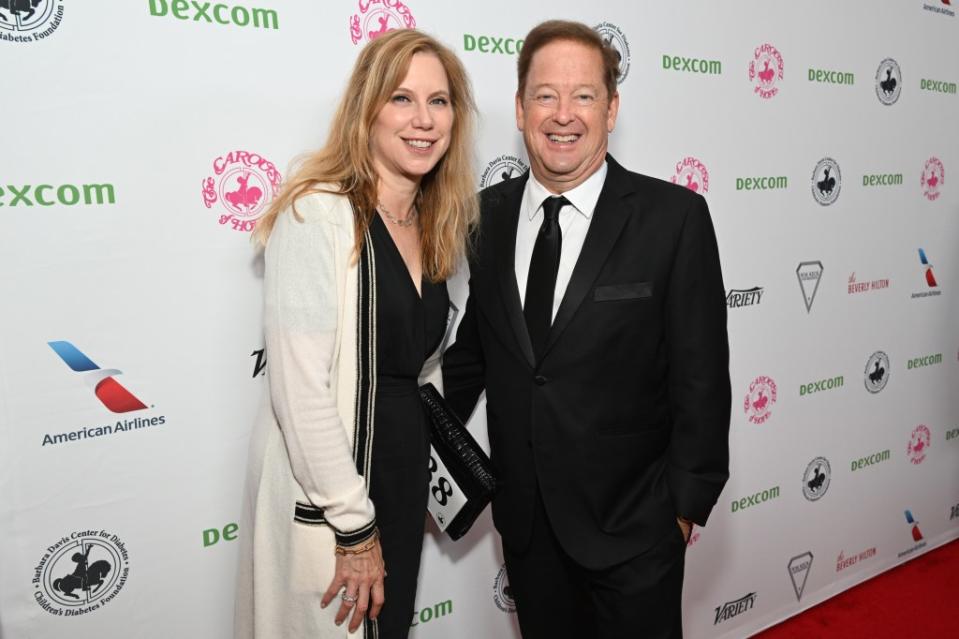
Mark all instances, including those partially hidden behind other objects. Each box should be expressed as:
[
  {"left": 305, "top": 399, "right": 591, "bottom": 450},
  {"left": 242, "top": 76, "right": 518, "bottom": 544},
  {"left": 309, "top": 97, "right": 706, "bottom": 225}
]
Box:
[{"left": 48, "top": 341, "right": 148, "bottom": 413}]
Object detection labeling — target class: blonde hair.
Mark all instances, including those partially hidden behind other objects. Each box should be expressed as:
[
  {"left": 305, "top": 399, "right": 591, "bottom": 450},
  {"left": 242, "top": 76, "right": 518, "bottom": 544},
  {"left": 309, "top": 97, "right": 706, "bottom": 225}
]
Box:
[{"left": 253, "top": 29, "right": 478, "bottom": 282}]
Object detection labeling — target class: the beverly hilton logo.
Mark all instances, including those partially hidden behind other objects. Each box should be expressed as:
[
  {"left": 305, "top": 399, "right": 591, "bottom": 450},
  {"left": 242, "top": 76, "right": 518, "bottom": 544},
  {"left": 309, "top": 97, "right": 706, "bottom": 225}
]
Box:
[
  {"left": 875, "top": 59, "right": 902, "bottom": 105},
  {"left": 744, "top": 376, "right": 777, "bottom": 425},
  {"left": 33, "top": 529, "right": 130, "bottom": 617},
  {"left": 349, "top": 0, "right": 416, "bottom": 45},
  {"left": 864, "top": 351, "right": 890, "bottom": 394},
  {"left": 480, "top": 154, "right": 528, "bottom": 189},
  {"left": 202, "top": 150, "right": 281, "bottom": 233},
  {"left": 811, "top": 158, "right": 841, "bottom": 206},
  {"left": 670, "top": 157, "right": 709, "bottom": 194},
  {"left": 802, "top": 457, "right": 830, "bottom": 501},
  {"left": 0, "top": 0, "right": 63, "bottom": 42},
  {"left": 836, "top": 547, "right": 876, "bottom": 572},
  {"left": 749, "top": 43, "right": 783, "bottom": 99},
  {"left": 797, "top": 261, "right": 824, "bottom": 312},
  {"left": 788, "top": 552, "right": 813, "bottom": 601},
  {"left": 907, "top": 425, "right": 931, "bottom": 464},
  {"left": 594, "top": 22, "right": 631, "bottom": 84},
  {"left": 492, "top": 563, "right": 515, "bottom": 614},
  {"left": 921, "top": 157, "right": 944, "bottom": 201}
]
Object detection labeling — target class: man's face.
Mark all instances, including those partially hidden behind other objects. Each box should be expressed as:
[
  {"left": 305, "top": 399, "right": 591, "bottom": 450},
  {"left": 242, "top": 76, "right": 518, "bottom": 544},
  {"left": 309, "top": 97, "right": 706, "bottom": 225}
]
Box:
[{"left": 516, "top": 39, "right": 619, "bottom": 193}]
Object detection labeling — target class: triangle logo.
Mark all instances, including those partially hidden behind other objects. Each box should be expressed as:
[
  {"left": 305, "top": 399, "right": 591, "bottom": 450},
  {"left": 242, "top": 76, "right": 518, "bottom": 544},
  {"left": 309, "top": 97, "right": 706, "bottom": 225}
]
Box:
[
  {"left": 796, "top": 261, "right": 824, "bottom": 312},
  {"left": 788, "top": 552, "right": 814, "bottom": 601}
]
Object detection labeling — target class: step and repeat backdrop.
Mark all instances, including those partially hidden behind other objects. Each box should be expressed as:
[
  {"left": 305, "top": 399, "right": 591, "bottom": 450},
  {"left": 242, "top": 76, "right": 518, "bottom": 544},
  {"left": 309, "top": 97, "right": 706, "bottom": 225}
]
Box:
[{"left": 1, "top": 1, "right": 957, "bottom": 638}]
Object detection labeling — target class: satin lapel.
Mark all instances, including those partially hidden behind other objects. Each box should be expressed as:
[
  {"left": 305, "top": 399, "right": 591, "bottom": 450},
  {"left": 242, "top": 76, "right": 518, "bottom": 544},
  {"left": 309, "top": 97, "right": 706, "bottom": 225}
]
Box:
[
  {"left": 490, "top": 175, "right": 535, "bottom": 368},
  {"left": 542, "top": 160, "right": 634, "bottom": 358}
]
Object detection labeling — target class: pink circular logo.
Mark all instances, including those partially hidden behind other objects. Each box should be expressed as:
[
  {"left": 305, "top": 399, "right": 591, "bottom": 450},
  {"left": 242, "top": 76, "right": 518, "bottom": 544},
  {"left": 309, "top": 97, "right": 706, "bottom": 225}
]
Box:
[
  {"left": 748, "top": 43, "right": 784, "bottom": 99},
  {"left": 670, "top": 157, "right": 709, "bottom": 194},
  {"left": 907, "top": 425, "right": 931, "bottom": 465},
  {"left": 744, "top": 376, "right": 777, "bottom": 425},
  {"left": 921, "top": 157, "right": 944, "bottom": 202},
  {"left": 349, "top": 0, "right": 416, "bottom": 45},
  {"left": 201, "top": 150, "right": 282, "bottom": 233}
]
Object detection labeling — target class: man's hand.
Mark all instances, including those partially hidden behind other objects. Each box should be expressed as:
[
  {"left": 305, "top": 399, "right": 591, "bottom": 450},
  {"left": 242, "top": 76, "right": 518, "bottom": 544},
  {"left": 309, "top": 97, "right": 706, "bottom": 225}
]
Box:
[{"left": 677, "top": 517, "right": 693, "bottom": 544}]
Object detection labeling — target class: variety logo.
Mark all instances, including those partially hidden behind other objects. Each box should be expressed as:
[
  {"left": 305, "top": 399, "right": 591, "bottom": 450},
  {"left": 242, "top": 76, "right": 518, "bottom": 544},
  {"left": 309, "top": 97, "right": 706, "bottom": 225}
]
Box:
[
  {"left": 48, "top": 341, "right": 147, "bottom": 414},
  {"left": 670, "top": 156, "right": 709, "bottom": 193},
  {"left": 748, "top": 43, "right": 783, "bottom": 99},
  {"left": 836, "top": 547, "right": 876, "bottom": 572},
  {"left": 907, "top": 425, "right": 931, "bottom": 464},
  {"left": 811, "top": 157, "right": 841, "bottom": 205},
  {"left": 662, "top": 53, "right": 722, "bottom": 75},
  {"left": 921, "top": 157, "right": 944, "bottom": 201},
  {"left": 898, "top": 509, "right": 927, "bottom": 558},
  {"left": 848, "top": 272, "right": 890, "bottom": 295},
  {"left": 594, "top": 22, "right": 631, "bottom": 84},
  {"left": 0, "top": 183, "right": 117, "bottom": 207},
  {"left": 202, "top": 150, "right": 281, "bottom": 233},
  {"left": 808, "top": 66, "right": 854, "bottom": 86},
  {"left": 492, "top": 563, "right": 515, "bottom": 613},
  {"left": 731, "top": 485, "right": 780, "bottom": 513},
  {"left": 463, "top": 33, "right": 523, "bottom": 55},
  {"left": 911, "top": 248, "right": 941, "bottom": 299},
  {"left": 726, "top": 286, "right": 764, "bottom": 309},
  {"left": 349, "top": 0, "right": 415, "bottom": 45},
  {"left": 251, "top": 348, "right": 267, "bottom": 378},
  {"left": 714, "top": 592, "right": 757, "bottom": 625},
  {"left": 148, "top": 1, "right": 279, "bottom": 30},
  {"left": 744, "top": 376, "right": 777, "bottom": 425},
  {"left": 947, "top": 427, "right": 959, "bottom": 442},
  {"left": 797, "top": 261, "right": 824, "bottom": 312},
  {"left": 0, "top": 0, "right": 63, "bottom": 42},
  {"left": 32, "top": 529, "right": 130, "bottom": 617},
  {"left": 802, "top": 457, "right": 831, "bottom": 501},
  {"left": 788, "top": 552, "right": 813, "bottom": 601},
  {"left": 864, "top": 351, "right": 890, "bottom": 393},
  {"left": 411, "top": 599, "right": 453, "bottom": 627},
  {"left": 800, "top": 375, "right": 843, "bottom": 397},
  {"left": 875, "top": 59, "right": 902, "bottom": 105},
  {"left": 479, "top": 154, "right": 528, "bottom": 189}
]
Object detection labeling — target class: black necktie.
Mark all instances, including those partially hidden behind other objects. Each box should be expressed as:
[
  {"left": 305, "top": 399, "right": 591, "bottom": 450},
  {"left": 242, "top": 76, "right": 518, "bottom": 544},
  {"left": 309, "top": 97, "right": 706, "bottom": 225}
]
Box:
[{"left": 524, "top": 195, "right": 568, "bottom": 359}]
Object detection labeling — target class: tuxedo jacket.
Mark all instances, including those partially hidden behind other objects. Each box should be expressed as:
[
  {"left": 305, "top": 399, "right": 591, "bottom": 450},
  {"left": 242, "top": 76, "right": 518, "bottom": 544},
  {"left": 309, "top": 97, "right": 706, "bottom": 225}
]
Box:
[{"left": 443, "top": 156, "right": 731, "bottom": 570}]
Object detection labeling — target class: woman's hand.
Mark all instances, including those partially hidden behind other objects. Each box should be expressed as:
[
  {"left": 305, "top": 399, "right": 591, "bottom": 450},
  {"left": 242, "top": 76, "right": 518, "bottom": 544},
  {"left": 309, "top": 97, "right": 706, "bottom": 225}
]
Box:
[{"left": 321, "top": 538, "right": 386, "bottom": 633}]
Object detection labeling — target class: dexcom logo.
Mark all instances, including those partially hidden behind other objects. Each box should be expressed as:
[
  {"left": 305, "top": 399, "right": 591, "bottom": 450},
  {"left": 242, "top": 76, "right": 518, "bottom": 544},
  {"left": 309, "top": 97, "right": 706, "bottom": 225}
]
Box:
[{"left": 45, "top": 341, "right": 166, "bottom": 448}]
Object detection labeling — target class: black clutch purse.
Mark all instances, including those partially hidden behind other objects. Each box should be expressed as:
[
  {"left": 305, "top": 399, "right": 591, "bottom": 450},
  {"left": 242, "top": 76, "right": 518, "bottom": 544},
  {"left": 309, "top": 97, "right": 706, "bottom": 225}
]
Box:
[{"left": 419, "top": 383, "right": 496, "bottom": 540}]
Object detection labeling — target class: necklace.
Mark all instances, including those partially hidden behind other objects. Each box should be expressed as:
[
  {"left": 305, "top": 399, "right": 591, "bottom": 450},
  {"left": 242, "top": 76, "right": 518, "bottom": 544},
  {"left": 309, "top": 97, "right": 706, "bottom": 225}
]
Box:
[{"left": 377, "top": 201, "right": 418, "bottom": 227}]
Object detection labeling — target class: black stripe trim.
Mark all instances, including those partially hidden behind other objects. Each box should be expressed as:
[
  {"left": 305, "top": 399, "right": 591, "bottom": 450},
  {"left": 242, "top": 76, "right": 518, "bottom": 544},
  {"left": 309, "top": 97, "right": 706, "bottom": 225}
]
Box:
[
  {"left": 293, "top": 501, "right": 327, "bottom": 526},
  {"left": 353, "top": 230, "right": 376, "bottom": 484},
  {"left": 333, "top": 518, "right": 378, "bottom": 547}
]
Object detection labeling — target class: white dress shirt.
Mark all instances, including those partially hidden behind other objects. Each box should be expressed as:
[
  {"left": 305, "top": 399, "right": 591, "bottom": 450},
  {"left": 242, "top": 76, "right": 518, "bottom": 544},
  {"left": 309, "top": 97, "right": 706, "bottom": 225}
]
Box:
[{"left": 515, "top": 161, "right": 608, "bottom": 321}]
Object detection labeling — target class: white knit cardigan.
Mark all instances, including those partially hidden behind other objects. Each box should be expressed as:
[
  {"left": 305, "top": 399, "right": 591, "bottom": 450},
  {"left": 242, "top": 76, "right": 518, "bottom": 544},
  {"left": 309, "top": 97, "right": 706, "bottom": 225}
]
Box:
[{"left": 235, "top": 191, "right": 443, "bottom": 639}]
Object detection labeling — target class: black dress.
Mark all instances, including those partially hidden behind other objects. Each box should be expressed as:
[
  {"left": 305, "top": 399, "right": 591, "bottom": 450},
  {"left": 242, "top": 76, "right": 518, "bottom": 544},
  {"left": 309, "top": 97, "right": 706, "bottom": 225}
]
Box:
[{"left": 367, "top": 214, "right": 448, "bottom": 638}]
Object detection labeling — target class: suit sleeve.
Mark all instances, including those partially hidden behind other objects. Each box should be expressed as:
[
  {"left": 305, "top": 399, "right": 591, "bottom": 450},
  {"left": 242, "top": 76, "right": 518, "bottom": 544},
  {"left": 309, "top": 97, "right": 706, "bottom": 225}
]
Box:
[
  {"left": 264, "top": 202, "right": 377, "bottom": 545},
  {"left": 664, "top": 194, "right": 731, "bottom": 526},
  {"left": 441, "top": 269, "right": 486, "bottom": 424}
]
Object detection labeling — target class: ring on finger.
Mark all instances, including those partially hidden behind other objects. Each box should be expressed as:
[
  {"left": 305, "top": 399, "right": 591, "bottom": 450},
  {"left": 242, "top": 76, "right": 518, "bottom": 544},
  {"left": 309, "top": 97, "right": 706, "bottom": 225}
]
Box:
[{"left": 341, "top": 591, "right": 359, "bottom": 606}]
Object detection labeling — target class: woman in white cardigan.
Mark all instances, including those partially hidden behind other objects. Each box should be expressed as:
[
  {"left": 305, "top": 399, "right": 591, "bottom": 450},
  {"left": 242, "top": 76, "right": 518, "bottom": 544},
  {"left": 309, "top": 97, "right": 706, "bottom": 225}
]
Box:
[{"left": 236, "top": 30, "right": 478, "bottom": 639}]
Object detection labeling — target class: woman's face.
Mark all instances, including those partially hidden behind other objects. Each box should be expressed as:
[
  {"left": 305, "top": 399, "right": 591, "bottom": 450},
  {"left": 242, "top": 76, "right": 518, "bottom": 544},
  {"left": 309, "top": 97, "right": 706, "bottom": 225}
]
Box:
[{"left": 370, "top": 52, "right": 453, "bottom": 188}]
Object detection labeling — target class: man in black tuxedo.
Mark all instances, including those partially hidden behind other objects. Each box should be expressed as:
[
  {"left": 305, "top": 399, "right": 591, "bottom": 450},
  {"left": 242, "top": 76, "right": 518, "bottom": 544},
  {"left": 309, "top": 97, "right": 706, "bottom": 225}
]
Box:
[{"left": 443, "top": 20, "right": 730, "bottom": 639}]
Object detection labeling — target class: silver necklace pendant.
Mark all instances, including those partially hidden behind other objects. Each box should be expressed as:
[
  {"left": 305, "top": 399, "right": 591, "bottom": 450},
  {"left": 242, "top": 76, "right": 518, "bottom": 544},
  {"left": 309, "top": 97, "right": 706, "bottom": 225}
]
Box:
[{"left": 377, "top": 202, "right": 417, "bottom": 228}]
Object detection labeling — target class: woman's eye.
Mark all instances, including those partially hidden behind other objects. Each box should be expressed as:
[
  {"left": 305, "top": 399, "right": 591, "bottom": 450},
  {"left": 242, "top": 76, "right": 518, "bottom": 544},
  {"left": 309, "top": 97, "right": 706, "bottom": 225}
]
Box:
[
  {"left": 391, "top": 94, "right": 411, "bottom": 103},
  {"left": 430, "top": 97, "right": 449, "bottom": 106}
]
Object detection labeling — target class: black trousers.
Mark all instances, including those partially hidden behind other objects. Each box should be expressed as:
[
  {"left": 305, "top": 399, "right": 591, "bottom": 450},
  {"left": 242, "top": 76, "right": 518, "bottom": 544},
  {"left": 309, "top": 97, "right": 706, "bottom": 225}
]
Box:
[{"left": 502, "top": 493, "right": 686, "bottom": 639}]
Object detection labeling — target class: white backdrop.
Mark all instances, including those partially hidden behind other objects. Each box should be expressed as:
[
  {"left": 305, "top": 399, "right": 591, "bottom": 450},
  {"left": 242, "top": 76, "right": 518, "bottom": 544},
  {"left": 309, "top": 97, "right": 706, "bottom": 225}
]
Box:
[{"left": 1, "top": 1, "right": 958, "bottom": 638}]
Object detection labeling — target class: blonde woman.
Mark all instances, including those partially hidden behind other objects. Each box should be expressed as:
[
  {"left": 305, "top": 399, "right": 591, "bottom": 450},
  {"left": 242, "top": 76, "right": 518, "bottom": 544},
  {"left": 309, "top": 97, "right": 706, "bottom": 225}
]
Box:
[{"left": 236, "top": 29, "right": 477, "bottom": 639}]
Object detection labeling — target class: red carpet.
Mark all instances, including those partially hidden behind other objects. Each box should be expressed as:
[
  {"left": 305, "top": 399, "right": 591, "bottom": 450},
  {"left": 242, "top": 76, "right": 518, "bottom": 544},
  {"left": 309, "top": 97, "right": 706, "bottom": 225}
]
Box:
[{"left": 754, "top": 539, "right": 958, "bottom": 638}]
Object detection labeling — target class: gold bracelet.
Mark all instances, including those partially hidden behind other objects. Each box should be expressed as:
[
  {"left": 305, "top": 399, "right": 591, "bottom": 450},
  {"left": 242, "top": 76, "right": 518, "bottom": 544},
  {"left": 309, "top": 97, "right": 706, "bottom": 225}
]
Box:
[{"left": 334, "top": 529, "right": 380, "bottom": 556}]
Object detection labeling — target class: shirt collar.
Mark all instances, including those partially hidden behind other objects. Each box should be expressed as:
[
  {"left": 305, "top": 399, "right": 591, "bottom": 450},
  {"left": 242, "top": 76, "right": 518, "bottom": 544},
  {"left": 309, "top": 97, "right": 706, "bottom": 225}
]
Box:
[{"left": 524, "top": 160, "right": 608, "bottom": 221}]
